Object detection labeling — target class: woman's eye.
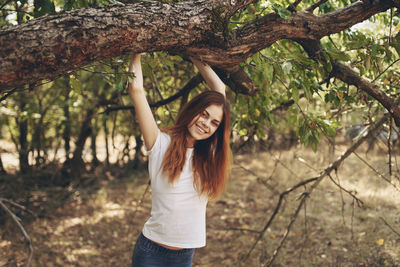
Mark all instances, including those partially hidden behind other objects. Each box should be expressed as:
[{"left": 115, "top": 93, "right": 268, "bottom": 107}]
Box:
[{"left": 212, "top": 121, "right": 219, "bottom": 126}]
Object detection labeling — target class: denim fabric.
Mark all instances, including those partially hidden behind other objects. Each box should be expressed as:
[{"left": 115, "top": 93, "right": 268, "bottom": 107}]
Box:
[{"left": 131, "top": 232, "right": 195, "bottom": 267}]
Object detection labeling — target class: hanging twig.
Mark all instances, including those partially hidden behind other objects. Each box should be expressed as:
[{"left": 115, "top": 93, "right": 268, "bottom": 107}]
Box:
[
  {"left": 234, "top": 162, "right": 280, "bottom": 195},
  {"left": 388, "top": 119, "right": 393, "bottom": 176},
  {"left": 150, "top": 68, "right": 175, "bottom": 122},
  {"left": 327, "top": 173, "right": 363, "bottom": 207},
  {"left": 331, "top": 172, "right": 347, "bottom": 226},
  {"left": 0, "top": 198, "right": 33, "bottom": 267},
  {"left": 353, "top": 152, "right": 399, "bottom": 191}
]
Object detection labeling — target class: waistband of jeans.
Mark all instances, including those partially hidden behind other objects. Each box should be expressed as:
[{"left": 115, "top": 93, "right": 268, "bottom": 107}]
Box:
[{"left": 138, "top": 232, "right": 195, "bottom": 256}]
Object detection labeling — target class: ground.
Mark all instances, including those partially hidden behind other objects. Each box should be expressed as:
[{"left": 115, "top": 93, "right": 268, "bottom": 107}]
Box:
[{"left": 1, "top": 142, "right": 399, "bottom": 266}]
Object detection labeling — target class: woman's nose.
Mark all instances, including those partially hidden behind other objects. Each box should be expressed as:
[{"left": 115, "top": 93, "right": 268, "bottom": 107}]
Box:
[{"left": 202, "top": 119, "right": 210, "bottom": 128}]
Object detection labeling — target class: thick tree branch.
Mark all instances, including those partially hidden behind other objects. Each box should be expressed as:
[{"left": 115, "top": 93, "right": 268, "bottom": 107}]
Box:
[
  {"left": 298, "top": 39, "right": 400, "bottom": 127},
  {"left": 185, "top": 0, "right": 394, "bottom": 69},
  {"left": 0, "top": 0, "right": 396, "bottom": 91}
]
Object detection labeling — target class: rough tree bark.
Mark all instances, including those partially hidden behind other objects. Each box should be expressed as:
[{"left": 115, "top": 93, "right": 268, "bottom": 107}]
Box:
[{"left": 0, "top": 0, "right": 397, "bottom": 92}]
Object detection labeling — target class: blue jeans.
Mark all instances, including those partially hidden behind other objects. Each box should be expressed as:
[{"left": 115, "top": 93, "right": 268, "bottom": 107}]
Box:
[{"left": 131, "top": 233, "right": 195, "bottom": 267}]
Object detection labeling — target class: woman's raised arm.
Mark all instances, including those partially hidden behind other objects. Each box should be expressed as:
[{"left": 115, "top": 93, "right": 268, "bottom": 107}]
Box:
[
  {"left": 128, "top": 54, "right": 159, "bottom": 150},
  {"left": 190, "top": 57, "right": 226, "bottom": 97}
]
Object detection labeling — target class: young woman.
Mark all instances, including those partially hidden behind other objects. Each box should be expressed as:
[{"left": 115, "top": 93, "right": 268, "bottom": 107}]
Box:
[{"left": 129, "top": 54, "right": 231, "bottom": 267}]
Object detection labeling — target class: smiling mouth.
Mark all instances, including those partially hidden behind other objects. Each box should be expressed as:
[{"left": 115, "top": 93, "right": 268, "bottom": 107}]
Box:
[{"left": 196, "top": 125, "right": 207, "bottom": 134}]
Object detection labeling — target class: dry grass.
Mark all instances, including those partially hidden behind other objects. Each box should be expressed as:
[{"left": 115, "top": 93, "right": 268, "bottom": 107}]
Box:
[{"left": 1, "top": 143, "right": 399, "bottom": 266}]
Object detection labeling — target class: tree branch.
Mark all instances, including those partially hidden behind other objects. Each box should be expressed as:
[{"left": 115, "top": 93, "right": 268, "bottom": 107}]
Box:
[
  {"left": 297, "top": 39, "right": 400, "bottom": 127},
  {"left": 0, "top": 0, "right": 396, "bottom": 91},
  {"left": 0, "top": 198, "right": 33, "bottom": 267},
  {"left": 243, "top": 111, "right": 392, "bottom": 263},
  {"left": 104, "top": 73, "right": 202, "bottom": 113}
]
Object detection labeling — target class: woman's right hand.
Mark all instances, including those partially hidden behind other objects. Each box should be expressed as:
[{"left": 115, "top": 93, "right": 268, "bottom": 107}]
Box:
[{"left": 129, "top": 54, "right": 143, "bottom": 92}]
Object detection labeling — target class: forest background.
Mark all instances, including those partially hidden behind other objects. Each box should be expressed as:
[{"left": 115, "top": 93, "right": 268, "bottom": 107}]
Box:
[{"left": 0, "top": 0, "right": 400, "bottom": 266}]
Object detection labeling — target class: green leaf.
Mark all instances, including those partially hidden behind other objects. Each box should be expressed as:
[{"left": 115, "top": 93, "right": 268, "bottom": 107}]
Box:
[
  {"left": 272, "top": 3, "right": 291, "bottom": 19},
  {"left": 292, "top": 86, "right": 299, "bottom": 103},
  {"left": 239, "top": 128, "right": 247, "bottom": 136}
]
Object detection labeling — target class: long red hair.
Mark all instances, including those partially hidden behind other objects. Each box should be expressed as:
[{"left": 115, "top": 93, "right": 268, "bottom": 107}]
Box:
[{"left": 161, "top": 91, "right": 231, "bottom": 198}]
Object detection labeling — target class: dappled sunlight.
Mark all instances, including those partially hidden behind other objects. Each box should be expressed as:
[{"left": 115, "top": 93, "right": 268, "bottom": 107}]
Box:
[
  {"left": 54, "top": 202, "right": 127, "bottom": 235},
  {"left": 2, "top": 147, "right": 399, "bottom": 266},
  {"left": 71, "top": 247, "right": 101, "bottom": 256}
]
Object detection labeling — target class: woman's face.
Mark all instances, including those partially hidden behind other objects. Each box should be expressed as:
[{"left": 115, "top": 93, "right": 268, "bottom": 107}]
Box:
[{"left": 187, "top": 104, "right": 224, "bottom": 147}]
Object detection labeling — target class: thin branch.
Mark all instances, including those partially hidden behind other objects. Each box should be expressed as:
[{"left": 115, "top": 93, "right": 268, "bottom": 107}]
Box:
[
  {"left": 353, "top": 152, "right": 400, "bottom": 191},
  {"left": 0, "top": 0, "right": 13, "bottom": 10},
  {"left": 79, "top": 67, "right": 132, "bottom": 75},
  {"left": 305, "top": 0, "right": 328, "bottom": 13},
  {"left": 269, "top": 93, "right": 305, "bottom": 113},
  {"left": 380, "top": 217, "right": 400, "bottom": 238},
  {"left": 388, "top": 119, "right": 393, "bottom": 176},
  {"left": 287, "top": 0, "right": 303, "bottom": 12},
  {"left": 372, "top": 58, "right": 400, "bottom": 83},
  {"left": 243, "top": 176, "right": 318, "bottom": 261},
  {"left": 266, "top": 192, "right": 308, "bottom": 266},
  {"left": 1, "top": 8, "right": 31, "bottom": 14},
  {"left": 327, "top": 173, "right": 364, "bottom": 207},
  {"left": 1, "top": 198, "right": 36, "bottom": 217},
  {"left": 235, "top": 162, "right": 280, "bottom": 195},
  {"left": 149, "top": 68, "right": 175, "bottom": 122},
  {"left": 0, "top": 87, "right": 22, "bottom": 102},
  {"left": 0, "top": 199, "right": 33, "bottom": 267},
  {"left": 104, "top": 73, "right": 202, "bottom": 113}
]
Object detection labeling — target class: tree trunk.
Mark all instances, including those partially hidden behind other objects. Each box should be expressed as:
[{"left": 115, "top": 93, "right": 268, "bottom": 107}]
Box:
[
  {"left": 62, "top": 109, "right": 94, "bottom": 177},
  {"left": 62, "top": 77, "right": 71, "bottom": 161},
  {"left": 0, "top": 154, "right": 6, "bottom": 175},
  {"left": 90, "top": 125, "right": 100, "bottom": 168},
  {"left": 17, "top": 95, "right": 30, "bottom": 173},
  {"left": 103, "top": 118, "right": 110, "bottom": 166}
]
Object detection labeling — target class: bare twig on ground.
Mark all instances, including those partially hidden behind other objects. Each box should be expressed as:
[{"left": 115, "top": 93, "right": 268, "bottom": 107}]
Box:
[
  {"left": 0, "top": 198, "right": 33, "bottom": 267},
  {"left": 1, "top": 198, "right": 36, "bottom": 217}
]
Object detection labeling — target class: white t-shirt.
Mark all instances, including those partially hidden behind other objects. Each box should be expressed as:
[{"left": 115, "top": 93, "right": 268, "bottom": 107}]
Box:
[{"left": 142, "top": 130, "right": 208, "bottom": 248}]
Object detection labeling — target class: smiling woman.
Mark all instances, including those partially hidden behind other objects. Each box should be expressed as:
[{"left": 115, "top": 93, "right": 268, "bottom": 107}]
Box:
[
  {"left": 187, "top": 104, "right": 223, "bottom": 146},
  {"left": 127, "top": 54, "right": 231, "bottom": 267}
]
